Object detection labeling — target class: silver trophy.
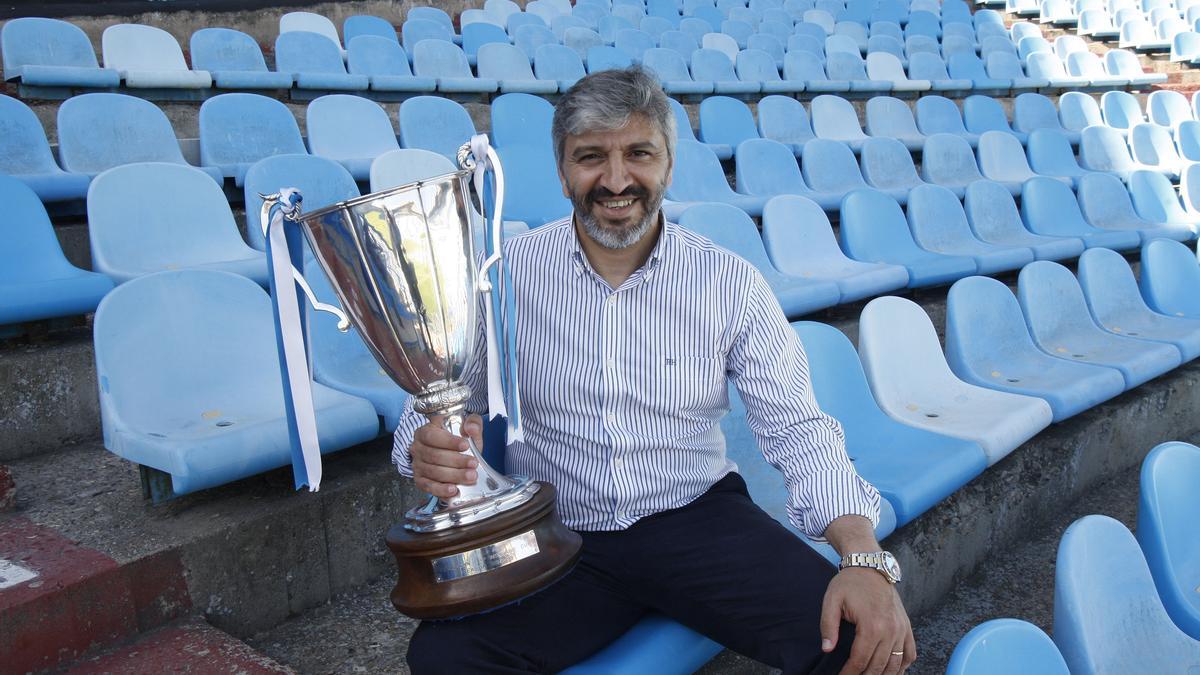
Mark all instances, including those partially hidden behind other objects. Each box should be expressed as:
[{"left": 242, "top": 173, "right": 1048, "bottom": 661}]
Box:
[{"left": 262, "top": 139, "right": 581, "bottom": 619}]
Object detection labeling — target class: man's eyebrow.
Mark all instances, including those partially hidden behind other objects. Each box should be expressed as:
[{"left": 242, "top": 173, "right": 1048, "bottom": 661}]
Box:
[{"left": 570, "top": 140, "right": 661, "bottom": 156}]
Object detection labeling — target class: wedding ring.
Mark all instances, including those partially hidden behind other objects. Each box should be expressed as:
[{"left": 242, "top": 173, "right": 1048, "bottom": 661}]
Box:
[{"left": 891, "top": 651, "right": 905, "bottom": 657}]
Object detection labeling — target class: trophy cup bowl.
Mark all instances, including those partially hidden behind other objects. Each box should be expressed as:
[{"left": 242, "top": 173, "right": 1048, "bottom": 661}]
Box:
[{"left": 296, "top": 158, "right": 581, "bottom": 619}]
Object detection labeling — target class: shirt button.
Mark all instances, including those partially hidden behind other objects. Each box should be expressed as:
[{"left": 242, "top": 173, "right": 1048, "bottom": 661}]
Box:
[
  {"left": 613, "top": 457, "right": 623, "bottom": 468},
  {"left": 606, "top": 412, "right": 616, "bottom": 422},
  {"left": 606, "top": 357, "right": 615, "bottom": 369}
]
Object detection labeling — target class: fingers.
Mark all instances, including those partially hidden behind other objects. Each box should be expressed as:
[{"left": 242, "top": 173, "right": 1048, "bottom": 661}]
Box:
[
  {"left": 881, "top": 642, "right": 906, "bottom": 675},
  {"left": 410, "top": 417, "right": 481, "bottom": 499},
  {"left": 819, "top": 585, "right": 843, "bottom": 653},
  {"left": 901, "top": 622, "right": 917, "bottom": 672}
]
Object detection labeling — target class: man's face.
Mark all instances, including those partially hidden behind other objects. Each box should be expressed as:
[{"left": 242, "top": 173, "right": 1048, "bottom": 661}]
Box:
[{"left": 558, "top": 113, "right": 674, "bottom": 250}]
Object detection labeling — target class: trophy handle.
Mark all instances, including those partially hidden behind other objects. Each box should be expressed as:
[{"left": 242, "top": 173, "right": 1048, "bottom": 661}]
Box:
[{"left": 259, "top": 192, "right": 351, "bottom": 332}]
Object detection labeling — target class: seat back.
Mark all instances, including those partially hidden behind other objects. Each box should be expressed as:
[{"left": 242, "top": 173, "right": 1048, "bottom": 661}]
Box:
[
  {"left": 463, "top": 22, "right": 510, "bottom": 62},
  {"left": 757, "top": 95, "right": 815, "bottom": 146},
  {"left": 677, "top": 203, "right": 785, "bottom": 282},
  {"left": 191, "top": 27, "right": 271, "bottom": 72},
  {"left": 1075, "top": 171, "right": 1147, "bottom": 228},
  {"left": 1058, "top": 91, "right": 1104, "bottom": 133},
  {"left": 963, "top": 94, "right": 1018, "bottom": 136},
  {"left": 668, "top": 139, "right": 738, "bottom": 200},
  {"left": 737, "top": 48, "right": 784, "bottom": 83},
  {"left": 761, "top": 195, "right": 853, "bottom": 275},
  {"left": 945, "top": 619, "right": 1069, "bottom": 675},
  {"left": 906, "top": 183, "right": 982, "bottom": 251},
  {"left": 564, "top": 27, "right": 605, "bottom": 60},
  {"left": 402, "top": 18, "right": 454, "bottom": 51},
  {"left": 1140, "top": 237, "right": 1200, "bottom": 317},
  {"left": 57, "top": 93, "right": 188, "bottom": 174},
  {"left": 491, "top": 92, "right": 555, "bottom": 150},
  {"left": 0, "top": 94, "right": 63, "bottom": 176},
  {"left": 1014, "top": 92, "right": 1067, "bottom": 135},
  {"left": 1130, "top": 123, "right": 1183, "bottom": 169},
  {"left": 344, "top": 15, "right": 397, "bottom": 43},
  {"left": 915, "top": 95, "right": 969, "bottom": 136},
  {"left": 700, "top": 32, "right": 740, "bottom": 62},
  {"left": 1021, "top": 176, "right": 1097, "bottom": 238},
  {"left": 839, "top": 188, "right": 927, "bottom": 261},
  {"left": 370, "top": 148, "right": 457, "bottom": 192},
  {"left": 1129, "top": 169, "right": 1190, "bottom": 223},
  {"left": 783, "top": 51, "right": 830, "bottom": 82},
  {"left": 1138, "top": 441, "right": 1200, "bottom": 640},
  {"left": 643, "top": 48, "right": 696, "bottom": 83},
  {"left": 859, "top": 295, "right": 962, "bottom": 405},
  {"left": 859, "top": 136, "right": 922, "bottom": 189},
  {"left": 281, "top": 11, "right": 342, "bottom": 49},
  {"left": 598, "top": 15, "right": 635, "bottom": 44},
  {"left": 412, "top": 39, "right": 475, "bottom": 78},
  {"left": 811, "top": 94, "right": 866, "bottom": 140},
  {"left": 1017, "top": 259, "right": 1105, "bottom": 344},
  {"left": 1101, "top": 89, "right": 1146, "bottom": 132},
  {"left": 586, "top": 45, "right": 636, "bottom": 73},
  {"left": 691, "top": 48, "right": 742, "bottom": 82},
  {"left": 0, "top": 175, "right": 79, "bottom": 279},
  {"left": 514, "top": 24, "right": 558, "bottom": 60},
  {"left": 347, "top": 35, "right": 416, "bottom": 77},
  {"left": 825, "top": 51, "right": 870, "bottom": 80},
  {"left": 1, "top": 17, "right": 102, "bottom": 75},
  {"left": 734, "top": 138, "right": 808, "bottom": 195},
  {"left": 907, "top": 52, "right": 953, "bottom": 82},
  {"left": 199, "top": 93, "right": 305, "bottom": 174},
  {"left": 101, "top": 24, "right": 191, "bottom": 72},
  {"left": 945, "top": 275, "right": 1047, "bottom": 375},
  {"left": 478, "top": 42, "right": 539, "bottom": 81},
  {"left": 1077, "top": 246, "right": 1158, "bottom": 329},
  {"left": 398, "top": 96, "right": 476, "bottom": 162},
  {"left": 1148, "top": 89, "right": 1194, "bottom": 128},
  {"left": 243, "top": 154, "right": 361, "bottom": 250},
  {"left": 306, "top": 94, "right": 399, "bottom": 163},
  {"left": 865, "top": 96, "right": 922, "bottom": 140},
  {"left": 920, "top": 133, "right": 984, "bottom": 185},
  {"left": 977, "top": 130, "right": 1035, "bottom": 179},
  {"left": 275, "top": 30, "right": 350, "bottom": 76},
  {"left": 534, "top": 44, "right": 587, "bottom": 84},
  {"left": 699, "top": 96, "right": 759, "bottom": 148},
  {"left": 661, "top": 30, "right": 701, "bottom": 62},
  {"left": 1079, "top": 124, "right": 1141, "bottom": 173},
  {"left": 801, "top": 138, "right": 867, "bottom": 192}
]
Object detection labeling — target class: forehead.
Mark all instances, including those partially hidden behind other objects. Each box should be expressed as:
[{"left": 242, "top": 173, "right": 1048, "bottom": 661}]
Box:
[{"left": 563, "top": 113, "right": 666, "bottom": 153}]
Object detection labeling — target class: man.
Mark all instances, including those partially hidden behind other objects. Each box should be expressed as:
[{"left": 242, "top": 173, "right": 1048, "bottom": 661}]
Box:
[{"left": 393, "top": 67, "right": 915, "bottom": 674}]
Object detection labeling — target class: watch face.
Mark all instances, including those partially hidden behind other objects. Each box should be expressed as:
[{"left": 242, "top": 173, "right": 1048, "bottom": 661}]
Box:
[{"left": 882, "top": 553, "right": 902, "bottom": 583}]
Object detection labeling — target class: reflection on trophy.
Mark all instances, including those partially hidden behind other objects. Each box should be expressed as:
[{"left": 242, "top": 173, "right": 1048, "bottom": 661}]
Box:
[{"left": 285, "top": 139, "right": 582, "bottom": 619}]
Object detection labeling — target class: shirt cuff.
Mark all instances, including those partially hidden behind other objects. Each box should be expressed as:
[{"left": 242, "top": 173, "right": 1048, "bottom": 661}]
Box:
[
  {"left": 791, "top": 471, "right": 882, "bottom": 544},
  {"left": 390, "top": 399, "right": 423, "bottom": 479}
]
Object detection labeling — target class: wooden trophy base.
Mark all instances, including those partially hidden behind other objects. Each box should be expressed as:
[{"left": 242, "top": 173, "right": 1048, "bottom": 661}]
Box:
[{"left": 386, "top": 481, "right": 582, "bottom": 620}]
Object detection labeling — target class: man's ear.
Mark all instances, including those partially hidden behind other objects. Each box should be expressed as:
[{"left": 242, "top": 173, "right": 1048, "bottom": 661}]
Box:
[{"left": 559, "top": 166, "right": 571, "bottom": 200}]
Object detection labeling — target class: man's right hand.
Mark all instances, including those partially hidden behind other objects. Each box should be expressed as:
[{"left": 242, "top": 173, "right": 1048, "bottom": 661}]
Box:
[{"left": 409, "top": 414, "right": 483, "bottom": 499}]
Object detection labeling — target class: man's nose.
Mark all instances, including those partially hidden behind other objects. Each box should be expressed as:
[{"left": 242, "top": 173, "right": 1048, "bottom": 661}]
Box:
[{"left": 599, "top": 156, "right": 633, "bottom": 194}]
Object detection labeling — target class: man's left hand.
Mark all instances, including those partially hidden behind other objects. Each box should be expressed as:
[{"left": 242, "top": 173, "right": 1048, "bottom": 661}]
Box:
[{"left": 819, "top": 567, "right": 915, "bottom": 675}]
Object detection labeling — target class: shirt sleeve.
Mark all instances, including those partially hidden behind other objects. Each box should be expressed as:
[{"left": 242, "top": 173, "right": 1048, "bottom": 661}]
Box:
[{"left": 726, "top": 270, "right": 881, "bottom": 542}]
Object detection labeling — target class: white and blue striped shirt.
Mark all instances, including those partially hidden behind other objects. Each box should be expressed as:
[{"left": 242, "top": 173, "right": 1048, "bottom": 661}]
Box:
[{"left": 393, "top": 216, "right": 880, "bottom": 537}]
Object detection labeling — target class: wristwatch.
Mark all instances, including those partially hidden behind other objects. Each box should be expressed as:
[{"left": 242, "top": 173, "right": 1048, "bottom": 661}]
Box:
[{"left": 839, "top": 551, "right": 902, "bottom": 584}]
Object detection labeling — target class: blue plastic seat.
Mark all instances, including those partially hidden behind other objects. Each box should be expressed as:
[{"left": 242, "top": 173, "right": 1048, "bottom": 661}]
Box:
[
  {"left": 660, "top": 30, "right": 701, "bottom": 63},
  {"left": 985, "top": 51, "right": 1049, "bottom": 93},
  {"left": 396, "top": 95, "right": 476, "bottom": 163},
  {"left": 1100, "top": 89, "right": 1146, "bottom": 137},
  {"left": 586, "top": 45, "right": 636, "bottom": 73},
  {"left": 101, "top": 24, "right": 212, "bottom": 91},
  {"left": 736, "top": 48, "right": 806, "bottom": 94},
  {"left": 413, "top": 40, "right": 499, "bottom": 95},
  {"left": 402, "top": 18, "right": 455, "bottom": 53},
  {"left": 93, "top": 269, "right": 379, "bottom": 497},
  {"left": 551, "top": 15, "right": 590, "bottom": 42},
  {"left": 858, "top": 295, "right": 1053, "bottom": 465},
  {"left": 908, "top": 52, "right": 972, "bottom": 96},
  {"left": 88, "top": 163, "right": 267, "bottom": 285},
  {"left": 344, "top": 15, "right": 398, "bottom": 44},
  {"left": 745, "top": 33, "right": 786, "bottom": 70},
  {"left": 1182, "top": 162, "right": 1200, "bottom": 216},
  {"left": 805, "top": 138, "right": 910, "bottom": 204},
  {"left": 346, "top": 36, "right": 438, "bottom": 95},
  {"left": 859, "top": 136, "right": 928, "bottom": 196},
  {"left": 463, "top": 22, "right": 510, "bottom": 67},
  {"left": 866, "top": 52, "right": 931, "bottom": 93},
  {"left": 243, "top": 154, "right": 361, "bottom": 251},
  {"left": 762, "top": 195, "right": 909, "bottom": 302},
  {"left": 1140, "top": 238, "right": 1200, "bottom": 318},
  {"left": 0, "top": 94, "right": 90, "bottom": 202},
  {"left": 199, "top": 94, "right": 307, "bottom": 186},
  {"left": 509, "top": 12, "right": 549, "bottom": 36},
  {"left": 825, "top": 51, "right": 893, "bottom": 94},
  {"left": 1147, "top": 89, "right": 1194, "bottom": 129},
  {"left": 1107, "top": 48, "right": 1167, "bottom": 87},
  {"left": 691, "top": 48, "right": 761, "bottom": 96},
  {"left": 1013, "top": 92, "right": 1076, "bottom": 143},
  {"left": 534, "top": 44, "right": 586, "bottom": 92},
  {"left": 864, "top": 96, "right": 926, "bottom": 151},
  {"left": 1025, "top": 51, "right": 1090, "bottom": 92},
  {"left": 1138, "top": 441, "right": 1200, "bottom": 641},
  {"left": 190, "top": 28, "right": 293, "bottom": 90},
  {"left": 734, "top": 138, "right": 839, "bottom": 209},
  {"left": 514, "top": 24, "right": 558, "bottom": 61},
  {"left": 784, "top": 52, "right": 850, "bottom": 94},
  {"left": 1129, "top": 170, "right": 1200, "bottom": 232},
  {"left": 1065, "top": 51, "right": 1127, "bottom": 89},
  {"left": 1017, "top": 260, "right": 1182, "bottom": 388},
  {"left": 490, "top": 94, "right": 572, "bottom": 226},
  {"left": 919, "top": 133, "right": 986, "bottom": 197},
  {"left": 275, "top": 31, "right": 369, "bottom": 94},
  {"left": 668, "top": 140, "right": 770, "bottom": 216},
  {"left": 560, "top": 614, "right": 722, "bottom": 674},
  {"left": 840, "top": 188, "right": 978, "bottom": 288},
  {"left": 945, "top": 619, "right": 1069, "bottom": 675},
  {"left": 946, "top": 51, "right": 1012, "bottom": 96},
  {"left": 700, "top": 32, "right": 740, "bottom": 63},
  {"left": 57, "top": 93, "right": 223, "bottom": 185},
  {"left": 0, "top": 175, "right": 113, "bottom": 326},
  {"left": 565, "top": 26, "right": 606, "bottom": 62},
  {"left": 306, "top": 94, "right": 400, "bottom": 180},
  {"left": 408, "top": 7, "right": 457, "bottom": 39},
  {"left": 698, "top": 96, "right": 766, "bottom": 156},
  {"left": 1021, "top": 176, "right": 1141, "bottom": 251},
  {"left": 677, "top": 203, "right": 841, "bottom": 316},
  {"left": 915, "top": 95, "right": 980, "bottom": 147},
  {"left": 1, "top": 17, "right": 120, "bottom": 94},
  {"left": 755, "top": 96, "right": 814, "bottom": 154},
  {"left": 281, "top": 11, "right": 346, "bottom": 55},
  {"left": 907, "top": 183, "right": 1036, "bottom": 274},
  {"left": 945, "top": 276, "right": 1126, "bottom": 422},
  {"left": 491, "top": 92, "right": 555, "bottom": 151},
  {"left": 1053, "top": 515, "right": 1200, "bottom": 674},
  {"left": 641, "top": 48, "right": 714, "bottom": 95},
  {"left": 977, "top": 130, "right": 1062, "bottom": 192},
  {"left": 1077, "top": 247, "right": 1200, "bottom": 361},
  {"left": 477, "top": 42, "right": 558, "bottom": 95},
  {"left": 598, "top": 16, "right": 637, "bottom": 45},
  {"left": 810, "top": 94, "right": 870, "bottom": 151},
  {"left": 963, "top": 94, "right": 1028, "bottom": 144},
  {"left": 1076, "top": 172, "right": 1194, "bottom": 243},
  {"left": 720, "top": 18, "right": 755, "bottom": 49},
  {"left": 667, "top": 97, "right": 730, "bottom": 161},
  {"left": 1026, "top": 128, "right": 1094, "bottom": 188},
  {"left": 1129, "top": 123, "right": 1188, "bottom": 180}
]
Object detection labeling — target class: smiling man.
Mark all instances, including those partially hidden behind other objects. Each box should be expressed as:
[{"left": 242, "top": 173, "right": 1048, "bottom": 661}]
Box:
[{"left": 394, "top": 67, "right": 915, "bottom": 675}]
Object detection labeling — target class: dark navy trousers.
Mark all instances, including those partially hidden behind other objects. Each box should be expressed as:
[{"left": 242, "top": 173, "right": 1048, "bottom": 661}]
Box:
[{"left": 407, "top": 472, "right": 855, "bottom": 674}]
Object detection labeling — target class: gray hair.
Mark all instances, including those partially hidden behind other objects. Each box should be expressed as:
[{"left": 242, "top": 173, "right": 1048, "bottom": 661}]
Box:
[{"left": 551, "top": 66, "right": 677, "bottom": 168}]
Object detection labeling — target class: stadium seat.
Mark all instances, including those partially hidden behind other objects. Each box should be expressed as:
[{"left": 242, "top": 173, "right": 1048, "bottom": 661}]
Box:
[
  {"left": 963, "top": 94, "right": 1028, "bottom": 143},
  {"left": 514, "top": 24, "right": 558, "bottom": 61},
  {"left": 88, "top": 163, "right": 267, "bottom": 285},
  {"left": 199, "top": 93, "right": 307, "bottom": 186},
  {"left": 907, "top": 183, "right": 1035, "bottom": 274},
  {"left": 919, "top": 133, "right": 987, "bottom": 197},
  {"left": 1105, "top": 48, "right": 1167, "bottom": 87},
  {"left": 565, "top": 27, "right": 606, "bottom": 62},
  {"left": 599, "top": 16, "right": 637, "bottom": 45},
  {"left": 867, "top": 52, "right": 931, "bottom": 93},
  {"left": 859, "top": 137, "right": 928, "bottom": 196},
  {"left": 1078, "top": 9, "right": 1120, "bottom": 41},
  {"left": 345, "top": 36, "right": 437, "bottom": 95},
  {"left": 306, "top": 94, "right": 400, "bottom": 180},
  {"left": 691, "top": 49, "right": 761, "bottom": 96},
  {"left": 1013, "top": 93, "right": 1077, "bottom": 143},
  {"left": 945, "top": 619, "right": 1069, "bottom": 675},
  {"left": 1057, "top": 91, "right": 1105, "bottom": 138},
  {"left": 736, "top": 49, "right": 806, "bottom": 94},
  {"left": 56, "top": 93, "right": 224, "bottom": 184},
  {"left": 947, "top": 52, "right": 1012, "bottom": 97},
  {"left": 534, "top": 44, "right": 587, "bottom": 92},
  {"left": 734, "top": 139, "right": 841, "bottom": 210},
  {"left": 1065, "top": 51, "right": 1128, "bottom": 90},
  {"left": 915, "top": 96, "right": 980, "bottom": 147},
  {"left": 864, "top": 96, "right": 926, "bottom": 151},
  {"left": 985, "top": 51, "right": 1049, "bottom": 93},
  {"left": 908, "top": 52, "right": 972, "bottom": 96},
  {"left": 491, "top": 92, "right": 554, "bottom": 150},
  {"left": 976, "top": 130, "right": 1058, "bottom": 191},
  {"left": 396, "top": 95, "right": 475, "bottom": 164},
  {"left": 700, "top": 32, "right": 740, "bottom": 63},
  {"left": 490, "top": 94, "right": 572, "bottom": 226},
  {"left": 560, "top": 614, "right": 722, "bottom": 675},
  {"left": 0, "top": 17, "right": 120, "bottom": 95},
  {"left": 810, "top": 95, "right": 870, "bottom": 151},
  {"left": 412, "top": 40, "right": 499, "bottom": 95},
  {"left": 1021, "top": 177, "right": 1141, "bottom": 250},
  {"left": 668, "top": 97, "right": 731, "bottom": 161},
  {"left": 0, "top": 175, "right": 113, "bottom": 326},
  {"left": 755, "top": 96, "right": 815, "bottom": 154},
  {"left": 190, "top": 28, "right": 294, "bottom": 90},
  {"left": 1128, "top": 170, "right": 1200, "bottom": 232},
  {"left": 1076, "top": 172, "right": 1194, "bottom": 243},
  {"left": 101, "top": 24, "right": 212, "bottom": 91},
  {"left": 858, "top": 295, "right": 1053, "bottom": 465},
  {"left": 792, "top": 321, "right": 988, "bottom": 526},
  {"left": 964, "top": 179, "right": 1084, "bottom": 261},
  {"left": 1147, "top": 90, "right": 1194, "bottom": 129},
  {"left": 477, "top": 43, "right": 558, "bottom": 94},
  {"left": 243, "top": 154, "right": 361, "bottom": 252},
  {"left": 784, "top": 52, "right": 851, "bottom": 94},
  {"left": 275, "top": 31, "right": 369, "bottom": 95},
  {"left": 762, "top": 195, "right": 909, "bottom": 302},
  {"left": 1024, "top": 128, "right": 1092, "bottom": 188},
  {"left": 281, "top": 11, "right": 346, "bottom": 55},
  {"left": 642, "top": 48, "right": 714, "bottom": 96},
  {"left": 1129, "top": 123, "right": 1188, "bottom": 179},
  {"left": 1100, "top": 89, "right": 1146, "bottom": 135},
  {"left": 586, "top": 45, "right": 636, "bottom": 73},
  {"left": 1140, "top": 238, "right": 1200, "bottom": 318},
  {"left": 343, "top": 15, "right": 398, "bottom": 44},
  {"left": 699, "top": 97, "right": 766, "bottom": 155},
  {"left": 668, "top": 140, "right": 770, "bottom": 216},
  {"left": 409, "top": 7, "right": 458, "bottom": 41},
  {"left": 1024, "top": 51, "right": 1089, "bottom": 92},
  {"left": 805, "top": 138, "right": 909, "bottom": 204},
  {"left": 1017, "top": 261, "right": 1182, "bottom": 388},
  {"left": 840, "top": 188, "right": 978, "bottom": 288},
  {"left": 677, "top": 203, "right": 841, "bottom": 317},
  {"left": 1079, "top": 124, "right": 1156, "bottom": 181},
  {"left": 93, "top": 269, "right": 379, "bottom": 497},
  {"left": 1137, "top": 441, "right": 1200, "bottom": 641},
  {"left": 1053, "top": 515, "right": 1200, "bottom": 674},
  {"left": 660, "top": 30, "right": 701, "bottom": 63},
  {"left": 825, "top": 52, "right": 892, "bottom": 94},
  {"left": 946, "top": 275, "right": 1126, "bottom": 422},
  {"left": 0, "top": 94, "right": 91, "bottom": 202},
  {"left": 462, "top": 22, "right": 510, "bottom": 67}
]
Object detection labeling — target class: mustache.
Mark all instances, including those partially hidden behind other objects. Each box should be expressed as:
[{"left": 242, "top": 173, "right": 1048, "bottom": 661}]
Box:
[{"left": 586, "top": 186, "right": 648, "bottom": 202}]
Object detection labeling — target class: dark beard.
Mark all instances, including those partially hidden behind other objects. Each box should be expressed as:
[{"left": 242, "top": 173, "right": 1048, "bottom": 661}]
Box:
[{"left": 570, "top": 184, "right": 665, "bottom": 250}]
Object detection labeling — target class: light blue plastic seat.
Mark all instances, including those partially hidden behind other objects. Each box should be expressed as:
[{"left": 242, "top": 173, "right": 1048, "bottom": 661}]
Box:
[
  {"left": 946, "top": 276, "right": 1126, "bottom": 422},
  {"left": 1138, "top": 441, "right": 1200, "bottom": 641},
  {"left": 1129, "top": 123, "right": 1188, "bottom": 180},
  {"left": 641, "top": 48, "right": 714, "bottom": 95},
  {"left": 755, "top": 96, "right": 814, "bottom": 154},
  {"left": 946, "top": 619, "right": 1070, "bottom": 675},
  {"left": 735, "top": 138, "right": 839, "bottom": 209},
  {"left": 866, "top": 52, "right": 931, "bottom": 93},
  {"left": 243, "top": 154, "right": 360, "bottom": 252},
  {"left": 93, "top": 269, "right": 379, "bottom": 497},
  {"left": 509, "top": 12, "right": 549, "bottom": 36},
  {"left": 397, "top": 95, "right": 476, "bottom": 162},
  {"left": 1017, "top": 260, "right": 1182, "bottom": 387},
  {"left": 1066, "top": 51, "right": 1128, "bottom": 89},
  {"left": 1013, "top": 92, "right": 1076, "bottom": 143},
  {"left": 1147, "top": 89, "right": 1193, "bottom": 130},
  {"left": 976, "top": 130, "right": 1063, "bottom": 193},
  {"left": 1129, "top": 169, "right": 1200, "bottom": 232},
  {"left": 57, "top": 93, "right": 223, "bottom": 185},
  {"left": 402, "top": 18, "right": 455, "bottom": 53},
  {"left": 919, "top": 133, "right": 986, "bottom": 197},
  {"left": 198, "top": 94, "right": 306, "bottom": 187},
  {"left": 101, "top": 24, "right": 212, "bottom": 90},
  {"left": 586, "top": 45, "right": 636, "bottom": 73},
  {"left": 409, "top": 7, "right": 457, "bottom": 38},
  {"left": 1, "top": 17, "right": 120, "bottom": 93},
  {"left": 858, "top": 295, "right": 1053, "bottom": 465},
  {"left": 1106, "top": 48, "right": 1168, "bottom": 87},
  {"left": 491, "top": 92, "right": 555, "bottom": 150},
  {"left": 745, "top": 33, "right": 786, "bottom": 70},
  {"left": 533, "top": 44, "right": 586, "bottom": 92},
  {"left": 0, "top": 175, "right": 113, "bottom": 326},
  {"left": 1025, "top": 51, "right": 1090, "bottom": 92},
  {"left": 281, "top": 11, "right": 345, "bottom": 55},
  {"left": 660, "top": 30, "right": 700, "bottom": 63},
  {"left": 946, "top": 52, "right": 1011, "bottom": 96},
  {"left": 668, "top": 97, "right": 731, "bottom": 161},
  {"left": 736, "top": 48, "right": 805, "bottom": 94},
  {"left": 985, "top": 51, "right": 1049, "bottom": 93},
  {"left": 190, "top": 28, "right": 294, "bottom": 90},
  {"left": 560, "top": 614, "right": 722, "bottom": 675},
  {"left": 1100, "top": 89, "right": 1146, "bottom": 135},
  {"left": 1140, "top": 238, "right": 1200, "bottom": 318},
  {"left": 88, "top": 163, "right": 267, "bottom": 285},
  {"left": 787, "top": 34, "right": 826, "bottom": 62},
  {"left": 840, "top": 188, "right": 978, "bottom": 288},
  {"left": 1021, "top": 176, "right": 1141, "bottom": 251},
  {"left": 690, "top": 48, "right": 761, "bottom": 95},
  {"left": 1079, "top": 124, "right": 1157, "bottom": 181},
  {"left": 490, "top": 94, "right": 572, "bottom": 226},
  {"left": 915, "top": 95, "right": 980, "bottom": 147},
  {"left": 810, "top": 94, "right": 869, "bottom": 151},
  {"left": 598, "top": 16, "right": 636, "bottom": 45},
  {"left": 344, "top": 15, "right": 397, "bottom": 44},
  {"left": 1053, "top": 515, "right": 1200, "bottom": 674},
  {"left": 720, "top": 18, "right": 755, "bottom": 49},
  {"left": 1025, "top": 128, "right": 1094, "bottom": 188},
  {"left": 677, "top": 202, "right": 841, "bottom": 316},
  {"left": 642, "top": 14, "right": 680, "bottom": 39},
  {"left": 792, "top": 320, "right": 986, "bottom": 526},
  {"left": 824, "top": 51, "right": 893, "bottom": 94},
  {"left": 551, "top": 15, "right": 590, "bottom": 42},
  {"left": 275, "top": 31, "right": 369, "bottom": 93},
  {"left": 565, "top": 26, "right": 607, "bottom": 62},
  {"left": 963, "top": 94, "right": 1028, "bottom": 144},
  {"left": 679, "top": 16, "right": 713, "bottom": 41},
  {"left": 346, "top": 36, "right": 437, "bottom": 94},
  {"left": 1182, "top": 162, "right": 1200, "bottom": 216},
  {"left": 0, "top": 94, "right": 90, "bottom": 202},
  {"left": 486, "top": 0, "right": 523, "bottom": 27},
  {"left": 762, "top": 195, "right": 909, "bottom": 302},
  {"left": 413, "top": 40, "right": 499, "bottom": 95},
  {"left": 574, "top": 2, "right": 610, "bottom": 31},
  {"left": 907, "top": 183, "right": 1036, "bottom": 274},
  {"left": 700, "top": 32, "right": 740, "bottom": 63},
  {"left": 699, "top": 96, "right": 765, "bottom": 156},
  {"left": 306, "top": 94, "right": 400, "bottom": 180},
  {"left": 1057, "top": 91, "right": 1104, "bottom": 140},
  {"left": 1077, "top": 172, "right": 1194, "bottom": 243},
  {"left": 869, "top": 34, "right": 908, "bottom": 63},
  {"left": 864, "top": 96, "right": 926, "bottom": 151},
  {"left": 859, "top": 136, "right": 928, "bottom": 196},
  {"left": 804, "top": 138, "right": 909, "bottom": 204},
  {"left": 1078, "top": 247, "right": 1200, "bottom": 361},
  {"left": 668, "top": 140, "right": 770, "bottom": 216},
  {"left": 908, "top": 52, "right": 972, "bottom": 96},
  {"left": 514, "top": 24, "right": 558, "bottom": 61},
  {"left": 906, "top": 10, "right": 943, "bottom": 37},
  {"left": 477, "top": 42, "right": 558, "bottom": 94},
  {"left": 783, "top": 51, "right": 849, "bottom": 95}
]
